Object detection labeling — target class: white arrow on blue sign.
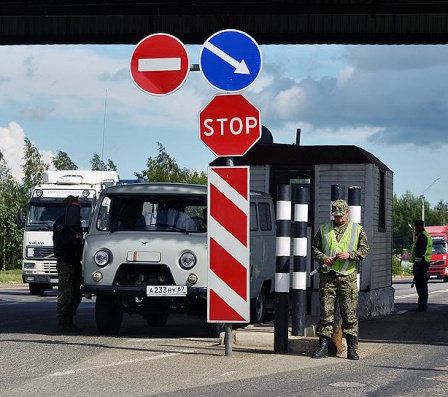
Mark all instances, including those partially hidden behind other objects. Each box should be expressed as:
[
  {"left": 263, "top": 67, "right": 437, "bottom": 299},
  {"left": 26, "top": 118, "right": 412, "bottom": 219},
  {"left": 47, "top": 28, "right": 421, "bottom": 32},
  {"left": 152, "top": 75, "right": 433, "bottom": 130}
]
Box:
[{"left": 199, "top": 29, "right": 262, "bottom": 92}]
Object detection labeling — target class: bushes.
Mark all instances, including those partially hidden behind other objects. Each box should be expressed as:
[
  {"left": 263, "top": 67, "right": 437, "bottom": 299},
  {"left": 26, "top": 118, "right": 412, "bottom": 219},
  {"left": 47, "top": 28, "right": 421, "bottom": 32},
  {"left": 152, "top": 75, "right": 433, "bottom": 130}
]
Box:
[{"left": 392, "top": 255, "right": 413, "bottom": 277}]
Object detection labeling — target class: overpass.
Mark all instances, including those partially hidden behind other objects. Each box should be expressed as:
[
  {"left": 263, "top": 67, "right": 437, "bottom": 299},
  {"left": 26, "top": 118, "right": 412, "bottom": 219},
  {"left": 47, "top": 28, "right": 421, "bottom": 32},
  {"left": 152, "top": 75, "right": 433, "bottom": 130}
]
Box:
[{"left": 1, "top": 1, "right": 448, "bottom": 45}]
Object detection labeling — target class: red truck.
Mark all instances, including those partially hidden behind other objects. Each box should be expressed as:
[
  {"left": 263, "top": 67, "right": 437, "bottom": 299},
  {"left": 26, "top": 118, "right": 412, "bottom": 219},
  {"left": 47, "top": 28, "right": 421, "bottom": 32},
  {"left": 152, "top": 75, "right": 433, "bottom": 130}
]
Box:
[{"left": 425, "top": 225, "right": 448, "bottom": 282}]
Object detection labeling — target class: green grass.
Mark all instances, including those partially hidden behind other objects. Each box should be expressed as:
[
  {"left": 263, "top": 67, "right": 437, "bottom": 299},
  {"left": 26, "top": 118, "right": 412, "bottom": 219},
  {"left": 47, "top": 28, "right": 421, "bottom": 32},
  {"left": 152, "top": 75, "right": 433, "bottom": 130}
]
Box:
[{"left": 0, "top": 269, "right": 23, "bottom": 283}]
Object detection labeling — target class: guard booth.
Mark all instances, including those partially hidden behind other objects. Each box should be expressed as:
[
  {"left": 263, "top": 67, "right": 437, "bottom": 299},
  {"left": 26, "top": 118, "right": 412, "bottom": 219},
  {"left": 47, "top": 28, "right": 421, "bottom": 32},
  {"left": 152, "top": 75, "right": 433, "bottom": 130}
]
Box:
[{"left": 211, "top": 128, "right": 394, "bottom": 318}]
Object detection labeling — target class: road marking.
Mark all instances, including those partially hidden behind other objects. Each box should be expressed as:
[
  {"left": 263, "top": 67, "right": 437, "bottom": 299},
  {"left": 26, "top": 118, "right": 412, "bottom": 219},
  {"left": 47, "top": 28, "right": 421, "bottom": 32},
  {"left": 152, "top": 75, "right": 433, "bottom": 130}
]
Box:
[
  {"left": 330, "top": 382, "right": 367, "bottom": 388},
  {"left": 47, "top": 352, "right": 178, "bottom": 377},
  {"left": 138, "top": 58, "right": 181, "bottom": 72},
  {"left": 395, "top": 288, "right": 448, "bottom": 300},
  {"left": 395, "top": 293, "right": 418, "bottom": 300},
  {"left": 428, "top": 288, "right": 448, "bottom": 295},
  {"left": 204, "top": 41, "right": 250, "bottom": 74}
]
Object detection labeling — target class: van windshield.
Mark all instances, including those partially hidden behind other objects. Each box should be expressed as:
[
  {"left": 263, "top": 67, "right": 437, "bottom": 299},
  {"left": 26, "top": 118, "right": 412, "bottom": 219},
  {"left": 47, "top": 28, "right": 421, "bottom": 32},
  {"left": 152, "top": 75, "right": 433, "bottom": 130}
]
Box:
[{"left": 97, "top": 194, "right": 207, "bottom": 234}]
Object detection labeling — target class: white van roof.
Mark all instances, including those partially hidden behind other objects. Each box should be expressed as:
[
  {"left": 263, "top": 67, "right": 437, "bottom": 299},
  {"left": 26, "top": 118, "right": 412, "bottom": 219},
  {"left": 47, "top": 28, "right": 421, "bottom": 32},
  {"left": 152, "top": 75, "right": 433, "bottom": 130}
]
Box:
[
  {"left": 42, "top": 170, "right": 119, "bottom": 185},
  {"left": 100, "top": 183, "right": 272, "bottom": 199}
]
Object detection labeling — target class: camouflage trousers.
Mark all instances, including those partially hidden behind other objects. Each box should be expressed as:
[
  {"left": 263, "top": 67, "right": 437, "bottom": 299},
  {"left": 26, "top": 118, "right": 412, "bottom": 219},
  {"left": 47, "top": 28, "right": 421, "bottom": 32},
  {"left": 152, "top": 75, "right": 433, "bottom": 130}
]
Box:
[
  {"left": 56, "top": 260, "right": 82, "bottom": 321},
  {"left": 316, "top": 271, "right": 358, "bottom": 338}
]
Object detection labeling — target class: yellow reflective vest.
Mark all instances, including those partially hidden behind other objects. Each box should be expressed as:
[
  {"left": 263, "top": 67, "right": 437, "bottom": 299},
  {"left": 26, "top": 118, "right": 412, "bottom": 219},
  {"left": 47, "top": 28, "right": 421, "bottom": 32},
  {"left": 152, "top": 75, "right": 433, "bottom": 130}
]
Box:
[
  {"left": 410, "top": 230, "right": 433, "bottom": 263},
  {"left": 321, "top": 221, "right": 362, "bottom": 275}
]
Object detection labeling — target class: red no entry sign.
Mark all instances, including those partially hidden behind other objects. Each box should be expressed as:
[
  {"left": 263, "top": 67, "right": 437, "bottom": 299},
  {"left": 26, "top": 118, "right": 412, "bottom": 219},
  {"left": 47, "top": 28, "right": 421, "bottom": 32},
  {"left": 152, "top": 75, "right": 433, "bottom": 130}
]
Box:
[
  {"left": 199, "top": 94, "right": 261, "bottom": 157},
  {"left": 130, "top": 33, "right": 190, "bottom": 96}
]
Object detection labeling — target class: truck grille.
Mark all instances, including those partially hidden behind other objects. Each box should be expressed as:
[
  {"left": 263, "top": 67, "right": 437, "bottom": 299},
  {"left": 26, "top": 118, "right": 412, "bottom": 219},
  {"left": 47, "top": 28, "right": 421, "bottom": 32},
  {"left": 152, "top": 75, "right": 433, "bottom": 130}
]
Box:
[
  {"left": 32, "top": 247, "right": 54, "bottom": 259},
  {"left": 36, "top": 262, "right": 57, "bottom": 274}
]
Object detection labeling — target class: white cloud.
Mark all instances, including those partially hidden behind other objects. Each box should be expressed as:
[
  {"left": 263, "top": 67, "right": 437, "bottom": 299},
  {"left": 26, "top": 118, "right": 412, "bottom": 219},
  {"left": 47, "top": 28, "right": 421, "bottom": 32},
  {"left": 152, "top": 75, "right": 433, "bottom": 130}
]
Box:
[
  {"left": 0, "top": 121, "right": 55, "bottom": 181},
  {"left": 270, "top": 86, "right": 306, "bottom": 120},
  {"left": 0, "top": 122, "right": 25, "bottom": 180},
  {"left": 337, "top": 66, "right": 355, "bottom": 87}
]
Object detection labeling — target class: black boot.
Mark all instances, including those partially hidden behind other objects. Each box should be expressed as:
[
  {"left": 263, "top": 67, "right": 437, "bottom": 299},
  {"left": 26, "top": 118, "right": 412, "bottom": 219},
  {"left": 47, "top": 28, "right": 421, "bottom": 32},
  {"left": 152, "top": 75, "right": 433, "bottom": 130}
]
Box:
[
  {"left": 57, "top": 316, "right": 82, "bottom": 333},
  {"left": 311, "top": 335, "right": 329, "bottom": 359},
  {"left": 346, "top": 334, "right": 359, "bottom": 360}
]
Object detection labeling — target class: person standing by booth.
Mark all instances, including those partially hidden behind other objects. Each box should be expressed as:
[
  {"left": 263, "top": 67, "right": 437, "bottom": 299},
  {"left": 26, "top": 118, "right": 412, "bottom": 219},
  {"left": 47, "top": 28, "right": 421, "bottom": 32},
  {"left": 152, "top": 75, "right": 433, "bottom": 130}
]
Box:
[
  {"left": 311, "top": 199, "right": 369, "bottom": 360},
  {"left": 53, "top": 195, "right": 83, "bottom": 332},
  {"left": 410, "top": 219, "right": 433, "bottom": 312}
]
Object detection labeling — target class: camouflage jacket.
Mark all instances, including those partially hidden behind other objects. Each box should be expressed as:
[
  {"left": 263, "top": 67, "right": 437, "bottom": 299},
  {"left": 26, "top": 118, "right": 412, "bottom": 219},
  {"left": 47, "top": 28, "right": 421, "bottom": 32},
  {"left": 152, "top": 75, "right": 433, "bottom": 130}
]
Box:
[{"left": 312, "top": 221, "right": 370, "bottom": 265}]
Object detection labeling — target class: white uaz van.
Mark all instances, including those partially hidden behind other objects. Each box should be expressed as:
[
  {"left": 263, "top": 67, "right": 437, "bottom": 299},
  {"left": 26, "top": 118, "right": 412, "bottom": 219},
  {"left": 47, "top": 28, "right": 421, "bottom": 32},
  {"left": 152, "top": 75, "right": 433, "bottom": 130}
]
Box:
[{"left": 82, "top": 183, "right": 276, "bottom": 335}]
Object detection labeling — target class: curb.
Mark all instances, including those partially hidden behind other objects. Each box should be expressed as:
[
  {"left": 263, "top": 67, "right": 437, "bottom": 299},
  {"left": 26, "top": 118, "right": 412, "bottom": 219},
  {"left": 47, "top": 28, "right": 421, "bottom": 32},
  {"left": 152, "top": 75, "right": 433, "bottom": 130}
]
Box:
[{"left": 220, "top": 324, "right": 318, "bottom": 354}]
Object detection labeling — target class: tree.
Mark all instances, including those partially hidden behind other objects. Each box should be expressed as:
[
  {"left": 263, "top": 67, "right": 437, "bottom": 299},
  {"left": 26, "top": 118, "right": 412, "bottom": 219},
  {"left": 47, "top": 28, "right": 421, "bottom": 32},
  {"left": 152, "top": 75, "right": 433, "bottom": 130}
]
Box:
[
  {"left": 22, "top": 138, "right": 49, "bottom": 194},
  {"left": 90, "top": 153, "right": 117, "bottom": 172},
  {"left": 135, "top": 143, "right": 207, "bottom": 184},
  {"left": 106, "top": 159, "right": 118, "bottom": 172},
  {"left": 393, "top": 190, "right": 448, "bottom": 254},
  {"left": 0, "top": 158, "right": 25, "bottom": 270},
  {"left": 52, "top": 151, "right": 78, "bottom": 170}
]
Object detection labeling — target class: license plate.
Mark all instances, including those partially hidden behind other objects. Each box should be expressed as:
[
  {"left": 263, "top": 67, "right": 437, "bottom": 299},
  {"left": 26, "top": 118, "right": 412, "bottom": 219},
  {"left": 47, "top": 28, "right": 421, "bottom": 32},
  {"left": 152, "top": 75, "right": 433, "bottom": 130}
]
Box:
[
  {"left": 50, "top": 278, "right": 59, "bottom": 284},
  {"left": 146, "top": 285, "right": 187, "bottom": 296}
]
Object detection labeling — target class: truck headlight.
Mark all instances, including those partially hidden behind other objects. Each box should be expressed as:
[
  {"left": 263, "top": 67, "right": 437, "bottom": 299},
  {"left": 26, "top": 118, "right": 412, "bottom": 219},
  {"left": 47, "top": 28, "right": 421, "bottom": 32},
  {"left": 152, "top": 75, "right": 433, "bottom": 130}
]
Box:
[
  {"left": 179, "top": 251, "right": 196, "bottom": 270},
  {"left": 26, "top": 247, "right": 35, "bottom": 258},
  {"left": 94, "top": 249, "right": 112, "bottom": 267},
  {"left": 23, "top": 262, "right": 35, "bottom": 270}
]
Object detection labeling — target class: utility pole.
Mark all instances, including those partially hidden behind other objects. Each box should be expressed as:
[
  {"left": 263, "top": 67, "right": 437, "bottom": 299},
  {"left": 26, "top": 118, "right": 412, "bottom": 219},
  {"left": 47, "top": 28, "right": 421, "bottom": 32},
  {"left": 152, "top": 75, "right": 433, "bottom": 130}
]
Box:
[{"left": 421, "top": 177, "right": 440, "bottom": 221}]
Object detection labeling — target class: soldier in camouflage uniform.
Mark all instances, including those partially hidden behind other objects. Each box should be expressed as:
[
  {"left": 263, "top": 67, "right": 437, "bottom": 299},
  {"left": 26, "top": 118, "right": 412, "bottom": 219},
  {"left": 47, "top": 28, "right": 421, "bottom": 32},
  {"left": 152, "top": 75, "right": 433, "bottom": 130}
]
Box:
[
  {"left": 53, "top": 195, "right": 83, "bottom": 332},
  {"left": 311, "top": 199, "right": 369, "bottom": 360}
]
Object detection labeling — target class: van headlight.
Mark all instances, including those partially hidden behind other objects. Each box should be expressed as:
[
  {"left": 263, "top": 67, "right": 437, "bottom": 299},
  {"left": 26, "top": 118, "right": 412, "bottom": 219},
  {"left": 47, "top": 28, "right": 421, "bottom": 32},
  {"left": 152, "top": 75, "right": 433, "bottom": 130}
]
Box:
[
  {"left": 92, "top": 271, "right": 103, "bottom": 282},
  {"left": 179, "top": 251, "right": 197, "bottom": 269},
  {"left": 94, "top": 249, "right": 112, "bottom": 267}
]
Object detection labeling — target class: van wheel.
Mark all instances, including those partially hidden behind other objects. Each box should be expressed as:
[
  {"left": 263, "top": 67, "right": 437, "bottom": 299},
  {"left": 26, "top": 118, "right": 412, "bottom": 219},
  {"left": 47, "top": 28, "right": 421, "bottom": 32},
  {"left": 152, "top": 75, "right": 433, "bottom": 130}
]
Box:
[
  {"left": 444, "top": 277, "right": 448, "bottom": 283},
  {"left": 95, "top": 295, "right": 123, "bottom": 335},
  {"left": 29, "top": 283, "right": 46, "bottom": 296},
  {"left": 250, "top": 288, "right": 266, "bottom": 324},
  {"left": 146, "top": 312, "right": 169, "bottom": 327}
]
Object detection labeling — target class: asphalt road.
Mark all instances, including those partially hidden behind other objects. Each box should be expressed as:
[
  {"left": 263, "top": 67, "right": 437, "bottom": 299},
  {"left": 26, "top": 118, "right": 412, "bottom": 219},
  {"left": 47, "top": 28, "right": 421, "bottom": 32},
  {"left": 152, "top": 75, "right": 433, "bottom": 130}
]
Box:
[{"left": 1, "top": 279, "right": 448, "bottom": 397}]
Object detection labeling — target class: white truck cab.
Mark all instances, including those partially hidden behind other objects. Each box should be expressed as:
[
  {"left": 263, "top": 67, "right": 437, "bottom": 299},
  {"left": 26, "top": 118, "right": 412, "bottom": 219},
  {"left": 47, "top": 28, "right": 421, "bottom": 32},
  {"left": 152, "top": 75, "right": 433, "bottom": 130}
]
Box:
[
  {"left": 82, "top": 183, "right": 276, "bottom": 336},
  {"left": 19, "top": 170, "right": 119, "bottom": 295}
]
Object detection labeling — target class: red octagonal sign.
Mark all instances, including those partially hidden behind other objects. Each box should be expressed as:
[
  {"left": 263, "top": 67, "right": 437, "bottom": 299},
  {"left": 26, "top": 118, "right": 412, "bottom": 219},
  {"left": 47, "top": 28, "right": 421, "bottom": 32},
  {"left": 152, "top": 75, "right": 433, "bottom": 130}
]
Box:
[{"left": 199, "top": 94, "right": 261, "bottom": 157}]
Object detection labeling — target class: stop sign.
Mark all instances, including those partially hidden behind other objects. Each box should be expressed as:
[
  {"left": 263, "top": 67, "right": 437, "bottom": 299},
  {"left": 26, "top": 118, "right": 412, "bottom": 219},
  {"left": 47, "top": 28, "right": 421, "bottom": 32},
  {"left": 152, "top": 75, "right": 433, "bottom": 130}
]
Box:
[{"left": 199, "top": 94, "right": 261, "bottom": 157}]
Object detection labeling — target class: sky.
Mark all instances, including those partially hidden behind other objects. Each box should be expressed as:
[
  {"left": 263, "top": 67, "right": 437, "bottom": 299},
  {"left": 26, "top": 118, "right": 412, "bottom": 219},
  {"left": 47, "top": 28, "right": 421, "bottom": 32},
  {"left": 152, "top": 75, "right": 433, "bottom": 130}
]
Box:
[{"left": 0, "top": 43, "right": 447, "bottom": 206}]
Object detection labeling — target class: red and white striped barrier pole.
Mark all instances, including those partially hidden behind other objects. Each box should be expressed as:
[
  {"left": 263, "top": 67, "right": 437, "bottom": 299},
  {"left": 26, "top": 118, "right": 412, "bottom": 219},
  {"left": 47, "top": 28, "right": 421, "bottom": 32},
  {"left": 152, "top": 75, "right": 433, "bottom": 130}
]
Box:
[{"left": 207, "top": 165, "right": 250, "bottom": 357}]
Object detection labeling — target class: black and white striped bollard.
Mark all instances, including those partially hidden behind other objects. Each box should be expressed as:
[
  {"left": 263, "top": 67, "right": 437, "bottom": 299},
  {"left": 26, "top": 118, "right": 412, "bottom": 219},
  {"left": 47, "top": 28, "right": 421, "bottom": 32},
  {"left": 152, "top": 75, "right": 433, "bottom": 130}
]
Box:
[
  {"left": 291, "top": 185, "right": 309, "bottom": 336},
  {"left": 274, "top": 184, "right": 291, "bottom": 353},
  {"left": 348, "top": 186, "right": 362, "bottom": 291}
]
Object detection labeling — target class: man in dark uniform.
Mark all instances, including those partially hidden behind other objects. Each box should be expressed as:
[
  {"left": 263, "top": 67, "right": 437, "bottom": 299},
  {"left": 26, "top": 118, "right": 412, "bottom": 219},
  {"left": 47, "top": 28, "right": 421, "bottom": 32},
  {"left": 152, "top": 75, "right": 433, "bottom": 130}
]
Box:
[
  {"left": 410, "top": 219, "right": 433, "bottom": 312},
  {"left": 53, "top": 195, "right": 83, "bottom": 332}
]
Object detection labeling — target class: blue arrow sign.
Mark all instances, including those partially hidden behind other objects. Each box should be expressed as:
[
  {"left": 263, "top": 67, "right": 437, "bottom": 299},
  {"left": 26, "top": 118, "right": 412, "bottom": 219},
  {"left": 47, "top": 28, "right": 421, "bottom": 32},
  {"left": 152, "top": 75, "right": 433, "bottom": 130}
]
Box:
[{"left": 200, "top": 29, "right": 262, "bottom": 92}]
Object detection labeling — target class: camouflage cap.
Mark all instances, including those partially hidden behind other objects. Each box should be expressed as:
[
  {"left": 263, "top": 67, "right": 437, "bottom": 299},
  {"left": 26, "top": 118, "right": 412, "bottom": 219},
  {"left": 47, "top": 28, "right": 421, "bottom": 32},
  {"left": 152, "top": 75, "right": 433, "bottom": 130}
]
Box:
[{"left": 331, "top": 199, "right": 348, "bottom": 216}]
